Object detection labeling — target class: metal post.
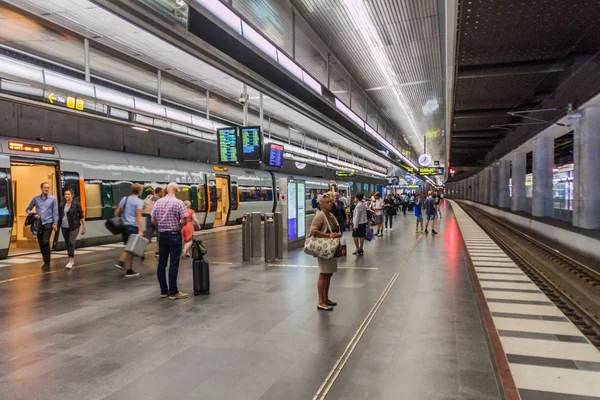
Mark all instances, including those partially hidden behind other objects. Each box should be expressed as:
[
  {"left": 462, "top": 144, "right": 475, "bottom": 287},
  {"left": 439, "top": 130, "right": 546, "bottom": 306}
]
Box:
[
  {"left": 288, "top": 126, "right": 291, "bottom": 144},
  {"left": 259, "top": 93, "right": 264, "bottom": 130},
  {"left": 268, "top": 116, "right": 271, "bottom": 138},
  {"left": 250, "top": 212, "right": 262, "bottom": 258},
  {"left": 157, "top": 70, "right": 162, "bottom": 105},
  {"left": 274, "top": 212, "right": 283, "bottom": 259},
  {"left": 291, "top": 10, "right": 296, "bottom": 59},
  {"left": 242, "top": 213, "right": 252, "bottom": 261},
  {"left": 349, "top": 80, "right": 353, "bottom": 108},
  {"left": 327, "top": 53, "right": 331, "bottom": 90},
  {"left": 84, "top": 38, "right": 90, "bottom": 83},
  {"left": 206, "top": 90, "right": 210, "bottom": 120},
  {"left": 264, "top": 213, "right": 276, "bottom": 262},
  {"left": 242, "top": 84, "right": 248, "bottom": 126}
]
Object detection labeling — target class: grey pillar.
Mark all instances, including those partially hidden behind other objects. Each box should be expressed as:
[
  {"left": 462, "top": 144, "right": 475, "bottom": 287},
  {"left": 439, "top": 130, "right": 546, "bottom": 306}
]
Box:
[
  {"left": 532, "top": 136, "right": 554, "bottom": 217},
  {"left": 573, "top": 107, "right": 600, "bottom": 229},
  {"left": 498, "top": 159, "right": 510, "bottom": 208},
  {"left": 489, "top": 165, "right": 499, "bottom": 206},
  {"left": 482, "top": 169, "right": 489, "bottom": 204},
  {"left": 511, "top": 151, "right": 526, "bottom": 211}
]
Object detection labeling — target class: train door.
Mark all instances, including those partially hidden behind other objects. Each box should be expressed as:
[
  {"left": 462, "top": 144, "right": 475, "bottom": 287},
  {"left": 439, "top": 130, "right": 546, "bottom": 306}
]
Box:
[
  {"left": 9, "top": 160, "right": 59, "bottom": 256},
  {"left": 213, "top": 176, "right": 230, "bottom": 227}
]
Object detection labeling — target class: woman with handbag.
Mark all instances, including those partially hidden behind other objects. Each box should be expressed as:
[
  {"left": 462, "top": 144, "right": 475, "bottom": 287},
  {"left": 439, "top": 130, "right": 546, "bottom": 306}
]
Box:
[
  {"left": 308, "top": 192, "right": 342, "bottom": 311},
  {"left": 58, "top": 188, "right": 86, "bottom": 269}
]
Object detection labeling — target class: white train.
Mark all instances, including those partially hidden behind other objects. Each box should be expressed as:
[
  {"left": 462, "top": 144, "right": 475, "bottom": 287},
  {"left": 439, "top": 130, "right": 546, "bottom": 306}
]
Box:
[{"left": 0, "top": 137, "right": 384, "bottom": 259}]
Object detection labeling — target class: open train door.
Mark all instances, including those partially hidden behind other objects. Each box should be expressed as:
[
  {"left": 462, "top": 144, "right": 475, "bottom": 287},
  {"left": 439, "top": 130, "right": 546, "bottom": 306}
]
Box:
[{"left": 0, "top": 155, "right": 12, "bottom": 258}]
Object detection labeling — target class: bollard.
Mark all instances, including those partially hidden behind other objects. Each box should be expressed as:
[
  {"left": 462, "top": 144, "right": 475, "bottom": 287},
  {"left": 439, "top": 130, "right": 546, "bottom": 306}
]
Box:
[
  {"left": 250, "top": 212, "right": 262, "bottom": 258},
  {"left": 274, "top": 212, "right": 283, "bottom": 259},
  {"left": 242, "top": 213, "right": 252, "bottom": 261},
  {"left": 264, "top": 213, "right": 276, "bottom": 262}
]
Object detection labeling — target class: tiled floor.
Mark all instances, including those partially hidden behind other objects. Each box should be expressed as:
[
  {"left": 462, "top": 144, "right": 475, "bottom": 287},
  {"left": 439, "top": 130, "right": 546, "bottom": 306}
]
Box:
[
  {"left": 0, "top": 203, "right": 502, "bottom": 400},
  {"left": 451, "top": 200, "right": 600, "bottom": 400}
]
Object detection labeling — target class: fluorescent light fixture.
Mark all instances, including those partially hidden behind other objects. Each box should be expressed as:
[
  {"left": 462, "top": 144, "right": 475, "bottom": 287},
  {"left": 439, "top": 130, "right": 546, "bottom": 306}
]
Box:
[
  {"left": 166, "top": 108, "right": 193, "bottom": 124},
  {"left": 44, "top": 71, "right": 95, "bottom": 98},
  {"left": 0, "top": 55, "right": 44, "bottom": 83},
  {"left": 242, "top": 22, "right": 277, "bottom": 60},
  {"left": 194, "top": 0, "right": 241, "bottom": 34},
  {"left": 132, "top": 126, "right": 149, "bottom": 132},
  {"left": 302, "top": 73, "right": 322, "bottom": 95},
  {"left": 109, "top": 107, "right": 129, "bottom": 120},
  {"left": 277, "top": 51, "right": 303, "bottom": 81},
  {"left": 134, "top": 98, "right": 166, "bottom": 117},
  {"left": 96, "top": 86, "right": 135, "bottom": 109},
  {"left": 0, "top": 80, "right": 44, "bottom": 97},
  {"left": 134, "top": 114, "right": 154, "bottom": 125}
]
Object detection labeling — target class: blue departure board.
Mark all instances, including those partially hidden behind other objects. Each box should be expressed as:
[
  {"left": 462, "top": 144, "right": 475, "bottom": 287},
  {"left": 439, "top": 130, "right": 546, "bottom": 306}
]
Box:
[
  {"left": 266, "top": 143, "right": 284, "bottom": 167},
  {"left": 217, "top": 127, "right": 239, "bottom": 163},
  {"left": 240, "top": 126, "right": 262, "bottom": 163}
]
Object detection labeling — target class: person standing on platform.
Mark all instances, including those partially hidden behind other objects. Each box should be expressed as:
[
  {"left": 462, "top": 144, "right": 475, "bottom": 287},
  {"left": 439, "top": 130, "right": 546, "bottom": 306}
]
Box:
[
  {"left": 114, "top": 183, "right": 144, "bottom": 277},
  {"left": 181, "top": 200, "right": 201, "bottom": 258},
  {"left": 434, "top": 191, "right": 443, "bottom": 219},
  {"left": 26, "top": 182, "right": 59, "bottom": 271},
  {"left": 424, "top": 191, "right": 438, "bottom": 235},
  {"left": 332, "top": 192, "right": 348, "bottom": 232},
  {"left": 414, "top": 193, "right": 424, "bottom": 233},
  {"left": 352, "top": 193, "right": 368, "bottom": 255},
  {"left": 310, "top": 192, "right": 342, "bottom": 311},
  {"left": 58, "top": 188, "right": 86, "bottom": 269},
  {"left": 373, "top": 192, "right": 385, "bottom": 236},
  {"left": 383, "top": 194, "right": 394, "bottom": 231},
  {"left": 151, "top": 182, "right": 188, "bottom": 300},
  {"left": 142, "top": 186, "right": 163, "bottom": 259}
]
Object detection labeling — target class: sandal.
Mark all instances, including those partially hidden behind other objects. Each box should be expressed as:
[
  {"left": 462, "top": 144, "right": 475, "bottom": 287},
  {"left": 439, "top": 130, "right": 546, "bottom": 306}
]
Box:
[
  {"left": 317, "top": 304, "right": 333, "bottom": 311},
  {"left": 325, "top": 300, "right": 337, "bottom": 306}
]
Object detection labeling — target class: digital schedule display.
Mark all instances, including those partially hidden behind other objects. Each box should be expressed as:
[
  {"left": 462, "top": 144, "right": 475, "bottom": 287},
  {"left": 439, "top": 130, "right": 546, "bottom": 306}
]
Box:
[
  {"left": 297, "top": 182, "right": 305, "bottom": 239},
  {"left": 266, "top": 143, "right": 284, "bottom": 167},
  {"left": 240, "top": 126, "right": 262, "bottom": 163},
  {"left": 217, "top": 127, "right": 239, "bottom": 163},
  {"left": 288, "top": 181, "right": 297, "bottom": 241}
]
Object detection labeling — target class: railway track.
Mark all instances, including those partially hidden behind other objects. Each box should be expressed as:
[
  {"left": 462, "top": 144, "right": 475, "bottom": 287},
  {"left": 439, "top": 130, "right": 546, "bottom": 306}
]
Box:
[{"left": 459, "top": 202, "right": 600, "bottom": 348}]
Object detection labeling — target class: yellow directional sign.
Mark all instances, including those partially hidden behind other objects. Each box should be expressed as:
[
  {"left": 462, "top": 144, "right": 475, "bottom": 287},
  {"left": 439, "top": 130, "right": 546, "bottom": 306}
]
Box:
[{"left": 47, "top": 93, "right": 57, "bottom": 104}]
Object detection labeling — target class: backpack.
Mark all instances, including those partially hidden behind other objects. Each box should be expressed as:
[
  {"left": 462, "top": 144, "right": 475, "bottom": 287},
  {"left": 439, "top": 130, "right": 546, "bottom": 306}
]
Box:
[{"left": 142, "top": 195, "right": 156, "bottom": 215}]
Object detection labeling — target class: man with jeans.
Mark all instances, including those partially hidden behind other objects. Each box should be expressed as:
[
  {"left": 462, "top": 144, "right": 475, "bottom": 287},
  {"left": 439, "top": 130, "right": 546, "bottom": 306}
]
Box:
[
  {"left": 424, "top": 191, "right": 438, "bottom": 235},
  {"left": 151, "top": 182, "right": 188, "bottom": 300},
  {"left": 114, "top": 184, "right": 144, "bottom": 277},
  {"left": 26, "top": 182, "right": 58, "bottom": 271}
]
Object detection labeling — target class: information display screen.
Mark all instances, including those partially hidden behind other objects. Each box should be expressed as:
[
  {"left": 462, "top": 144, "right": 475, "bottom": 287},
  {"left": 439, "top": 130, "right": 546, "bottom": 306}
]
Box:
[
  {"left": 297, "top": 182, "right": 305, "bottom": 239},
  {"left": 240, "top": 127, "right": 262, "bottom": 163},
  {"left": 8, "top": 141, "right": 55, "bottom": 154},
  {"left": 287, "top": 181, "right": 297, "bottom": 241},
  {"left": 217, "top": 127, "right": 239, "bottom": 163},
  {"left": 265, "top": 143, "right": 284, "bottom": 167},
  {"left": 419, "top": 167, "right": 444, "bottom": 176}
]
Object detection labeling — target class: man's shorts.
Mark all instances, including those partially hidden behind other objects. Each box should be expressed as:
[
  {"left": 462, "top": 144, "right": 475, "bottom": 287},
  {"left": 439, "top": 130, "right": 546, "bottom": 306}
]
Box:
[
  {"left": 415, "top": 214, "right": 423, "bottom": 222},
  {"left": 374, "top": 214, "right": 383, "bottom": 224},
  {"left": 426, "top": 214, "right": 436, "bottom": 221}
]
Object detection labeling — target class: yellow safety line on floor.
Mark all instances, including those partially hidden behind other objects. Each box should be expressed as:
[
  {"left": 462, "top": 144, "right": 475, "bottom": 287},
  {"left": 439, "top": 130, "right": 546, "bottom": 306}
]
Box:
[
  {"left": 268, "top": 264, "right": 378, "bottom": 270},
  {"left": 313, "top": 234, "right": 423, "bottom": 400}
]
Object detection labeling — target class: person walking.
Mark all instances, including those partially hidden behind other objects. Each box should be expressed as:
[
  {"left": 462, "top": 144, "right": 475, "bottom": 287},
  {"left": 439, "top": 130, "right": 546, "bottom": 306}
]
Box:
[
  {"left": 114, "top": 183, "right": 144, "bottom": 277},
  {"left": 424, "top": 191, "right": 438, "bottom": 235},
  {"left": 151, "top": 182, "right": 189, "bottom": 300},
  {"left": 26, "top": 182, "right": 59, "bottom": 271},
  {"left": 373, "top": 192, "right": 384, "bottom": 236},
  {"left": 436, "top": 191, "right": 443, "bottom": 218},
  {"left": 142, "top": 186, "right": 163, "bottom": 259},
  {"left": 310, "top": 192, "right": 342, "bottom": 311},
  {"left": 414, "top": 193, "right": 424, "bottom": 232},
  {"left": 181, "top": 200, "right": 201, "bottom": 258},
  {"left": 58, "top": 188, "right": 86, "bottom": 269},
  {"left": 383, "top": 194, "right": 394, "bottom": 231},
  {"left": 352, "top": 193, "right": 368, "bottom": 255}
]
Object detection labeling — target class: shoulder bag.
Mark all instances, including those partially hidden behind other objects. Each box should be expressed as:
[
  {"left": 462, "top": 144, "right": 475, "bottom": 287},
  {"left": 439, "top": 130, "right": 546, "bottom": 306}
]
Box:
[
  {"left": 304, "top": 212, "right": 340, "bottom": 260},
  {"left": 105, "top": 196, "right": 128, "bottom": 235}
]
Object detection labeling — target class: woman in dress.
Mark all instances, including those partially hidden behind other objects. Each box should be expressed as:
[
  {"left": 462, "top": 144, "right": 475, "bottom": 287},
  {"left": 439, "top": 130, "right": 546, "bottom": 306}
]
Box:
[
  {"left": 309, "top": 192, "right": 342, "bottom": 311},
  {"left": 181, "top": 200, "right": 201, "bottom": 258},
  {"left": 332, "top": 192, "right": 348, "bottom": 232},
  {"left": 58, "top": 188, "right": 86, "bottom": 269}
]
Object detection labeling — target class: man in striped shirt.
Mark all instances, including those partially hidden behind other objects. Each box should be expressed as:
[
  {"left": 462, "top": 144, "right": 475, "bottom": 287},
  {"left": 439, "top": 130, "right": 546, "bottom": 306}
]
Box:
[{"left": 151, "top": 182, "right": 188, "bottom": 300}]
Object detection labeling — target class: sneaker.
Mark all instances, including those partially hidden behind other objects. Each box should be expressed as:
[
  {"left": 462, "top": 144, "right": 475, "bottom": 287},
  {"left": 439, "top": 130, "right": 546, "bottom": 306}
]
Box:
[
  {"left": 154, "top": 252, "right": 159, "bottom": 258},
  {"left": 432, "top": 230, "right": 438, "bottom": 235},
  {"left": 125, "top": 270, "right": 140, "bottom": 278},
  {"left": 424, "top": 229, "right": 429, "bottom": 234},
  {"left": 389, "top": 228, "right": 394, "bottom": 231},
  {"left": 114, "top": 261, "right": 125, "bottom": 270},
  {"left": 41, "top": 263, "right": 50, "bottom": 271},
  {"left": 160, "top": 294, "right": 168, "bottom": 298},
  {"left": 65, "top": 262, "right": 73, "bottom": 269},
  {"left": 384, "top": 228, "right": 388, "bottom": 231},
  {"left": 168, "top": 292, "right": 188, "bottom": 300}
]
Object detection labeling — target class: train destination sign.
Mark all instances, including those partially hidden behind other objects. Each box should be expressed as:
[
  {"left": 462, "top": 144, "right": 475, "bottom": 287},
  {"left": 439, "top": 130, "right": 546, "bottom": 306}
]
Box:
[
  {"left": 213, "top": 166, "right": 228, "bottom": 172},
  {"left": 8, "top": 141, "right": 55, "bottom": 154},
  {"left": 217, "top": 127, "right": 239, "bottom": 163},
  {"left": 240, "top": 126, "right": 262, "bottom": 163},
  {"left": 419, "top": 167, "right": 444, "bottom": 176},
  {"left": 335, "top": 170, "right": 356, "bottom": 177}
]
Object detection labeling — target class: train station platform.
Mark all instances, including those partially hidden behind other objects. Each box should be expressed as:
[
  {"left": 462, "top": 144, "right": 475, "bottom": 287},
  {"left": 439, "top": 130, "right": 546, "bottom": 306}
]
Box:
[{"left": 1, "top": 203, "right": 503, "bottom": 400}]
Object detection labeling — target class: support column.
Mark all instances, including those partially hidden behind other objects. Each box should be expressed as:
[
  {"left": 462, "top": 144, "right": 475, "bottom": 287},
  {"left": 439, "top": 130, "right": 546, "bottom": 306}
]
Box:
[
  {"left": 498, "top": 159, "right": 510, "bottom": 208},
  {"left": 573, "top": 107, "right": 600, "bottom": 229},
  {"left": 482, "top": 169, "right": 490, "bottom": 204},
  {"left": 511, "top": 151, "right": 526, "bottom": 211},
  {"left": 489, "top": 165, "right": 499, "bottom": 206},
  {"left": 532, "top": 136, "right": 554, "bottom": 217}
]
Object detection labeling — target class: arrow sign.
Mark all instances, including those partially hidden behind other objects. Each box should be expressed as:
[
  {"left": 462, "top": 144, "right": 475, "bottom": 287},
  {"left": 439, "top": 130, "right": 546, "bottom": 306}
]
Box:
[{"left": 47, "top": 93, "right": 56, "bottom": 104}]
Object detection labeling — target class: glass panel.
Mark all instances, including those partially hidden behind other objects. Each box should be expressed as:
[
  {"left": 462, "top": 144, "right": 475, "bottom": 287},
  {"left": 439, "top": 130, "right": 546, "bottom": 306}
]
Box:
[
  {"left": 61, "top": 171, "right": 80, "bottom": 201},
  {"left": 230, "top": 181, "right": 239, "bottom": 210},
  {"left": 111, "top": 181, "right": 133, "bottom": 208},
  {"left": 239, "top": 186, "right": 273, "bottom": 202},
  {"left": 0, "top": 171, "right": 10, "bottom": 228},
  {"left": 101, "top": 182, "right": 113, "bottom": 220},
  {"left": 197, "top": 185, "right": 207, "bottom": 212},
  {"left": 176, "top": 185, "right": 191, "bottom": 203},
  {"left": 208, "top": 182, "right": 217, "bottom": 212},
  {"left": 84, "top": 182, "right": 103, "bottom": 219},
  {"left": 137, "top": 0, "right": 189, "bottom": 28}
]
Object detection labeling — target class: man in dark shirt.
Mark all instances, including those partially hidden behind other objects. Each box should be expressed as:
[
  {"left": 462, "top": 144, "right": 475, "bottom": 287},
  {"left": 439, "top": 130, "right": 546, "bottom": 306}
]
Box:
[
  {"left": 26, "top": 182, "right": 59, "bottom": 270},
  {"left": 424, "top": 191, "right": 438, "bottom": 235}
]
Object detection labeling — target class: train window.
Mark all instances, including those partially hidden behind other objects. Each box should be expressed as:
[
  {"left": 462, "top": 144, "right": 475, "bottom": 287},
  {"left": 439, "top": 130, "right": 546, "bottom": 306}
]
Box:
[
  {"left": 111, "top": 181, "right": 133, "bottom": 206},
  {"left": 61, "top": 171, "right": 80, "bottom": 200},
  {"left": 84, "top": 182, "right": 103, "bottom": 219},
  {"left": 197, "top": 185, "right": 207, "bottom": 212},
  {"left": 239, "top": 186, "right": 273, "bottom": 202},
  {"left": 230, "top": 181, "right": 238, "bottom": 210},
  {"left": 0, "top": 171, "right": 10, "bottom": 228},
  {"left": 190, "top": 185, "right": 198, "bottom": 211},
  {"left": 208, "top": 182, "right": 217, "bottom": 212},
  {"left": 176, "top": 185, "right": 191, "bottom": 203},
  {"left": 101, "top": 182, "right": 113, "bottom": 219}
]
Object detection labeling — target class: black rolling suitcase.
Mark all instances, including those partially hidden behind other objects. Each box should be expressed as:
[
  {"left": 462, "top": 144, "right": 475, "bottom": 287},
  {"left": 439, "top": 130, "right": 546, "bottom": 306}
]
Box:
[
  {"left": 191, "top": 237, "right": 209, "bottom": 295},
  {"left": 192, "top": 258, "right": 210, "bottom": 295}
]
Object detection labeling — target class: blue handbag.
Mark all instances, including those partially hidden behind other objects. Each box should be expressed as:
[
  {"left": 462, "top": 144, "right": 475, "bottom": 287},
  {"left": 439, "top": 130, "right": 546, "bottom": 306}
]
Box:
[{"left": 365, "top": 226, "right": 374, "bottom": 242}]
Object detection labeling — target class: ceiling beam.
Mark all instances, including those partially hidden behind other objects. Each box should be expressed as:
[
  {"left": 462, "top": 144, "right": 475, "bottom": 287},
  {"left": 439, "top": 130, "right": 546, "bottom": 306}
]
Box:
[{"left": 457, "top": 59, "right": 565, "bottom": 79}]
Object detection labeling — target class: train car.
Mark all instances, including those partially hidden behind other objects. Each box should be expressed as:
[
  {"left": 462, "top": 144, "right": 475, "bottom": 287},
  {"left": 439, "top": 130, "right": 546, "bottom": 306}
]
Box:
[{"left": 0, "top": 137, "right": 384, "bottom": 259}]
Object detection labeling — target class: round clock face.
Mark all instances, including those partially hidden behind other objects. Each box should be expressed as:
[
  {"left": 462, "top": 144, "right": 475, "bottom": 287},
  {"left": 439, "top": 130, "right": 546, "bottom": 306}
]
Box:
[
  {"left": 295, "top": 162, "right": 306, "bottom": 170},
  {"left": 418, "top": 154, "right": 432, "bottom": 167}
]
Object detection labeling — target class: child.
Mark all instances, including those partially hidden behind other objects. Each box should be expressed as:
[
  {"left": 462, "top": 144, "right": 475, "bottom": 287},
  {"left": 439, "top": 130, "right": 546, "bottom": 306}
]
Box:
[{"left": 414, "top": 194, "right": 423, "bottom": 232}]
